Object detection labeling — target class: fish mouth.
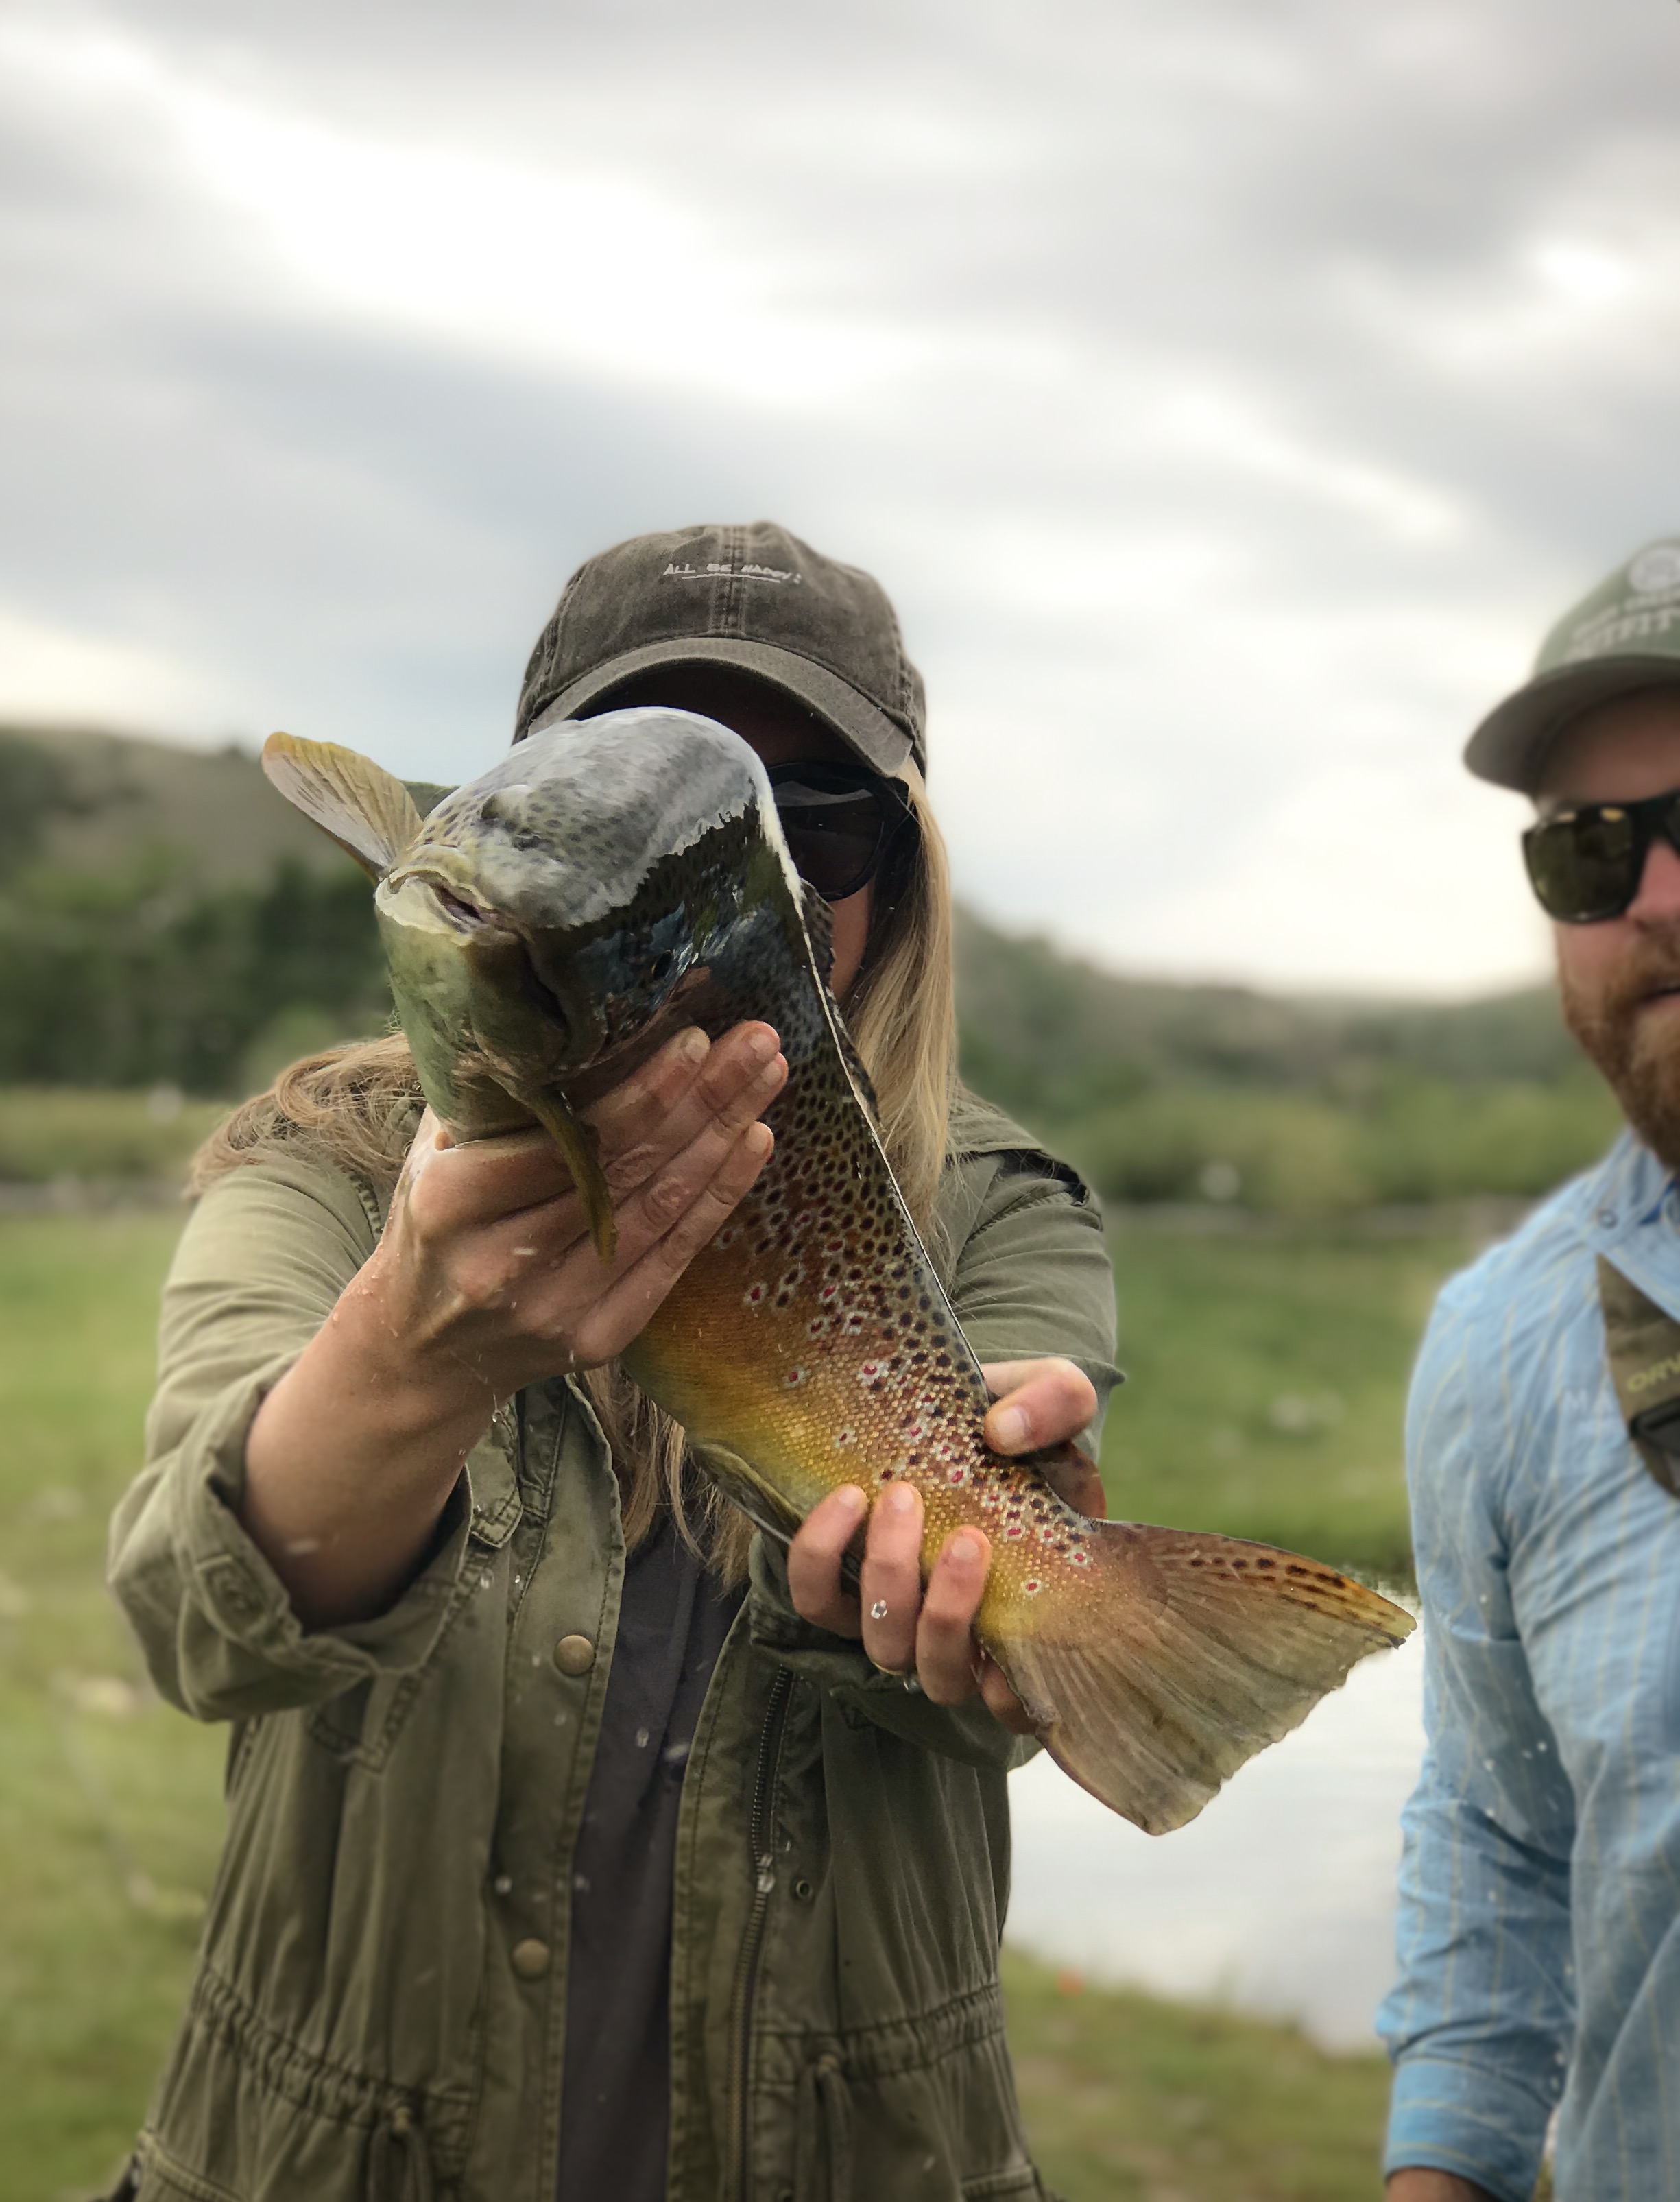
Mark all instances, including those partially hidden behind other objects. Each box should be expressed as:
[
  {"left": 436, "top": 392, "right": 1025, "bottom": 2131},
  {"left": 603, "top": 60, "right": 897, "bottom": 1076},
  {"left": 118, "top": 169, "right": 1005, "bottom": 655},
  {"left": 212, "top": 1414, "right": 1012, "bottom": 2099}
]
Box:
[
  {"left": 390, "top": 861, "right": 505, "bottom": 937},
  {"left": 431, "top": 882, "right": 499, "bottom": 933}
]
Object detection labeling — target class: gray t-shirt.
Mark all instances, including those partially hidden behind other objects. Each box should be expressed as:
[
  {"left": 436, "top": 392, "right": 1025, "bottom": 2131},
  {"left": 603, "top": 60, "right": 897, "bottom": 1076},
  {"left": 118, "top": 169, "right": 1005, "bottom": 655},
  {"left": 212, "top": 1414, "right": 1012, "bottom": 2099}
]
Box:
[{"left": 557, "top": 1513, "right": 744, "bottom": 2201}]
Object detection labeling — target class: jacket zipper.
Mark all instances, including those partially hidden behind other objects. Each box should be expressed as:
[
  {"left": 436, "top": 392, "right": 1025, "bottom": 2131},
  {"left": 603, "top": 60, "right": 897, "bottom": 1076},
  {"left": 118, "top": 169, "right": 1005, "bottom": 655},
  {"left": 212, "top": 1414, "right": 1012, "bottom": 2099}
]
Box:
[{"left": 726, "top": 1666, "right": 794, "bottom": 2200}]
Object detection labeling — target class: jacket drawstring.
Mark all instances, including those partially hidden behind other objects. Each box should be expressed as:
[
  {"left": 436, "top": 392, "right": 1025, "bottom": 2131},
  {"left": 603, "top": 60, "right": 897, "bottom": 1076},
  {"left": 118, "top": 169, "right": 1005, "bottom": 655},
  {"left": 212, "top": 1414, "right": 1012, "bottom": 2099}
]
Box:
[
  {"left": 369, "top": 2104, "right": 436, "bottom": 2202},
  {"left": 794, "top": 2053, "right": 853, "bottom": 2202}
]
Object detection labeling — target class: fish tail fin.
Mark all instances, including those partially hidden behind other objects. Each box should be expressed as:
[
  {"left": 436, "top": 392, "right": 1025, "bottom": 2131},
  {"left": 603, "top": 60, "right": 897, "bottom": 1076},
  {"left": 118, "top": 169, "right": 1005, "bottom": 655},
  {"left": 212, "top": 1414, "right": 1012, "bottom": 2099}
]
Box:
[
  {"left": 262, "top": 731, "right": 424, "bottom": 880},
  {"left": 989, "top": 1522, "right": 1414, "bottom": 1835},
  {"left": 520, "top": 1091, "right": 617, "bottom": 1262}
]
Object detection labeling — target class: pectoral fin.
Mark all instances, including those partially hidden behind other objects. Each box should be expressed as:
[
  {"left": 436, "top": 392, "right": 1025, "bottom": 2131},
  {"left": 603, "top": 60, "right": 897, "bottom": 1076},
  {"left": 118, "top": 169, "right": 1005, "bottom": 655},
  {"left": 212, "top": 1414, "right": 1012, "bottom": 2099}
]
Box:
[
  {"left": 262, "top": 732, "right": 426, "bottom": 881},
  {"left": 519, "top": 1090, "right": 618, "bottom": 1262},
  {"left": 684, "top": 1439, "right": 805, "bottom": 1546}
]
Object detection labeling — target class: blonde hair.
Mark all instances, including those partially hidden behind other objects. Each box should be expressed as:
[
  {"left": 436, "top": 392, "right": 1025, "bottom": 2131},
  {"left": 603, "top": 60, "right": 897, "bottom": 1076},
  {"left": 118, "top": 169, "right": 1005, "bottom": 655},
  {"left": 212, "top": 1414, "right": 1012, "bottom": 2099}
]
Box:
[{"left": 196, "top": 780, "right": 957, "bottom": 1583}]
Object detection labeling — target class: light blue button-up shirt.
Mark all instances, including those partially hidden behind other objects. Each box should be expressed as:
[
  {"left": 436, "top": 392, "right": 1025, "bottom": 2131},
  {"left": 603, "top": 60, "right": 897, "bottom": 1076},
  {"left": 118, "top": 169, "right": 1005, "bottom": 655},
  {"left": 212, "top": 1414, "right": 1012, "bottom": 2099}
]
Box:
[{"left": 1379, "top": 1130, "right": 1680, "bottom": 2202}]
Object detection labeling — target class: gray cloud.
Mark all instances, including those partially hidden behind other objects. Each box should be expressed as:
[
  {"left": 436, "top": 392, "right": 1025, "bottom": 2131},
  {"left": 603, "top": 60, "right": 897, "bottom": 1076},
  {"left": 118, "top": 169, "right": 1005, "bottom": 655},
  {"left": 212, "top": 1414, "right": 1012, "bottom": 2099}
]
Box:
[{"left": 2, "top": 0, "right": 1677, "bottom": 988}]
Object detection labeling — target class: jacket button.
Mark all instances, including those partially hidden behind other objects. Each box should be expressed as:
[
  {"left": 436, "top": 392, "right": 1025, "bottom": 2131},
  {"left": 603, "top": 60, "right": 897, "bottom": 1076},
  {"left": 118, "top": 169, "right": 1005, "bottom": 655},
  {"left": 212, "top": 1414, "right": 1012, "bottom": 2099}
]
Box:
[
  {"left": 553, "top": 1634, "right": 595, "bottom": 1675},
  {"left": 511, "top": 1938, "right": 551, "bottom": 1980}
]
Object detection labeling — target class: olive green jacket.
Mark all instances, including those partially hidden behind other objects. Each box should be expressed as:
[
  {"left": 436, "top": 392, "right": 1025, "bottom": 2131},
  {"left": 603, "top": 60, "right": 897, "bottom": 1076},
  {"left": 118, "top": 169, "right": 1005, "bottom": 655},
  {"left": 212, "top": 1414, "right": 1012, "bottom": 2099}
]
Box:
[{"left": 107, "top": 1092, "right": 1119, "bottom": 2202}]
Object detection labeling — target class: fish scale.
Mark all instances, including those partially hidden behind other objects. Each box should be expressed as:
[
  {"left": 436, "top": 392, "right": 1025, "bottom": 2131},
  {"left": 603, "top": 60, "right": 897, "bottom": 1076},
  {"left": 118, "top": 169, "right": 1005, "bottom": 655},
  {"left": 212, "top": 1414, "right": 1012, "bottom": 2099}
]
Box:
[
  {"left": 262, "top": 706, "right": 1414, "bottom": 1835},
  {"left": 638, "top": 1048, "right": 1099, "bottom": 1617}
]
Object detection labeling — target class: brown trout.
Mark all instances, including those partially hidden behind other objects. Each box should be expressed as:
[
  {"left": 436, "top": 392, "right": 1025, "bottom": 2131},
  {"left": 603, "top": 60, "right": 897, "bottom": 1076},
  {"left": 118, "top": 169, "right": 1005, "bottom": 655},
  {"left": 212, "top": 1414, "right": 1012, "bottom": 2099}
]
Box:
[{"left": 263, "top": 709, "right": 1413, "bottom": 1836}]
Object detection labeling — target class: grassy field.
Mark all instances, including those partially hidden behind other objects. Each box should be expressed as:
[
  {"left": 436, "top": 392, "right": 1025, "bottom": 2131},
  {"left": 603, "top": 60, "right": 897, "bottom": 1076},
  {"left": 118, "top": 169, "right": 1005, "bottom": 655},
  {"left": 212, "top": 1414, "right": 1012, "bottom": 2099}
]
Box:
[
  {"left": 0, "top": 1212, "right": 226, "bottom": 2202},
  {"left": 1099, "top": 1214, "right": 1473, "bottom": 1583},
  {"left": 0, "top": 1204, "right": 1472, "bottom": 2201}
]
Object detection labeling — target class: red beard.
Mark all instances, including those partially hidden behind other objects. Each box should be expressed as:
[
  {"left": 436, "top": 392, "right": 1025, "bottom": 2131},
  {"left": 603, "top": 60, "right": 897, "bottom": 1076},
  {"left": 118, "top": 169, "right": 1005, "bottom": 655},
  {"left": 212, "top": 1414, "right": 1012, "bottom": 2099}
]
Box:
[{"left": 1560, "top": 928, "right": 1680, "bottom": 1169}]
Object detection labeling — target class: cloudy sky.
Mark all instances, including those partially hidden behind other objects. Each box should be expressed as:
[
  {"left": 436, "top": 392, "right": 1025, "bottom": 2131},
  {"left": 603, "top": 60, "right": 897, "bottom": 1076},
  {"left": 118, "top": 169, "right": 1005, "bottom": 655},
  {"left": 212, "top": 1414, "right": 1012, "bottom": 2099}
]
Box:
[{"left": 5, "top": 0, "right": 1679, "bottom": 995}]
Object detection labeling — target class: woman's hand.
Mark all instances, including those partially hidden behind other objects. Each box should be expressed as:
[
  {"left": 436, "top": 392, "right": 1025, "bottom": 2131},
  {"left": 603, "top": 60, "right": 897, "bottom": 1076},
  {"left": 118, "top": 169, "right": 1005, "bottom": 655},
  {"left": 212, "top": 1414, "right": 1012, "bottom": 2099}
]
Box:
[
  {"left": 785, "top": 1357, "right": 1101, "bottom": 1732},
  {"left": 241, "top": 1022, "right": 785, "bottom": 1627},
  {"left": 368, "top": 1020, "right": 787, "bottom": 1408}
]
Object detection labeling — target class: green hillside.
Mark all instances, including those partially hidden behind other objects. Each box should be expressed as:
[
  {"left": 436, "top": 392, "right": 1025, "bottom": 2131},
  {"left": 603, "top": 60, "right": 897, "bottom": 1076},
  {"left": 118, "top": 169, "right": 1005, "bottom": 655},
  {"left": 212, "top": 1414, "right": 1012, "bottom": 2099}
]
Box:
[
  {"left": 0, "top": 722, "right": 1619, "bottom": 1206},
  {"left": 952, "top": 909, "right": 1617, "bottom": 1210},
  {"left": 8, "top": 724, "right": 350, "bottom": 885}
]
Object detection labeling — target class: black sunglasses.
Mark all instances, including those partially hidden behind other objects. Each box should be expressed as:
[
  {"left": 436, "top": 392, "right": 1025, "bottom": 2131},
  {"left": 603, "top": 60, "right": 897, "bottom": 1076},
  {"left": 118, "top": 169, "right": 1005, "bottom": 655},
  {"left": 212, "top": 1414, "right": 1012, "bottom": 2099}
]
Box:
[
  {"left": 1524, "top": 787, "right": 1680, "bottom": 924},
  {"left": 765, "top": 761, "right": 915, "bottom": 904}
]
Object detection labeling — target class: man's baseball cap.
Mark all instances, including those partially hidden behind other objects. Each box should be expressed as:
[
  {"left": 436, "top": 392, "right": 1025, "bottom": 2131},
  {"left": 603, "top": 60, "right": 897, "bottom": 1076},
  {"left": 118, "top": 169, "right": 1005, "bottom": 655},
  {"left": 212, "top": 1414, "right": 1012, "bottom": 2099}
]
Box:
[
  {"left": 1466, "top": 537, "right": 1680, "bottom": 792},
  {"left": 514, "top": 521, "right": 927, "bottom": 779}
]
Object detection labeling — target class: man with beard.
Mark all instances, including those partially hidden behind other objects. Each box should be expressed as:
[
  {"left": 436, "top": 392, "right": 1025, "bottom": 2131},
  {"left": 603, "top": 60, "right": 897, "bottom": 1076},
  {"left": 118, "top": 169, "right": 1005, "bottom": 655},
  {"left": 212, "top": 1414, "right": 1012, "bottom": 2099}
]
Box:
[{"left": 1381, "top": 538, "right": 1680, "bottom": 2202}]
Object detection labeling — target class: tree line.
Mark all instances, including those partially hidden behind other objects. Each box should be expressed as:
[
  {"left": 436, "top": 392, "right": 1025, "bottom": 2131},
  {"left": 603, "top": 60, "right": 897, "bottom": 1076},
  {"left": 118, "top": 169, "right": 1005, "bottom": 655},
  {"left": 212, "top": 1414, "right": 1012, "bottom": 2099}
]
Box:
[{"left": 0, "top": 734, "right": 387, "bottom": 1092}]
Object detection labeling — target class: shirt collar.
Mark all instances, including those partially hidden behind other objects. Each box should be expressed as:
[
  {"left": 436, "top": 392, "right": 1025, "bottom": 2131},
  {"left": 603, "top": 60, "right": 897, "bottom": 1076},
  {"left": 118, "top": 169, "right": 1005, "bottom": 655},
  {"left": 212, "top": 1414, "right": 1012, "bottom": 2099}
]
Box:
[{"left": 1583, "top": 1128, "right": 1680, "bottom": 1317}]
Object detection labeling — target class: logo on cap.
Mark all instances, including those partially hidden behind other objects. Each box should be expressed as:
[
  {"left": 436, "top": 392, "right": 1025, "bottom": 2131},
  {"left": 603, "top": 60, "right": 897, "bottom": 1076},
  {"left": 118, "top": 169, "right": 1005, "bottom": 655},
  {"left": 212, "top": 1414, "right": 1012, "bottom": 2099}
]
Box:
[
  {"left": 659, "top": 560, "right": 803, "bottom": 586},
  {"left": 1629, "top": 544, "right": 1680, "bottom": 596}
]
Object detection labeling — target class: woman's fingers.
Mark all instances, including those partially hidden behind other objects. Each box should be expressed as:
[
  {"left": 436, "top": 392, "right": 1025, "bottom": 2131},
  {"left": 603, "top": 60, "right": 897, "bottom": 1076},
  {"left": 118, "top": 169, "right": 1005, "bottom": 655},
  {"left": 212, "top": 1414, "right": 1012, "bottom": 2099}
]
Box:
[
  {"left": 787, "top": 1486, "right": 1031, "bottom": 1730},
  {"left": 401, "top": 1022, "right": 785, "bottom": 1241},
  {"left": 976, "top": 1654, "right": 1037, "bottom": 1734},
  {"left": 915, "top": 1527, "right": 991, "bottom": 1704},
  {"left": 787, "top": 1485, "right": 867, "bottom": 1634},
  {"left": 981, "top": 1356, "right": 1107, "bottom": 1519},
  {"left": 857, "top": 1483, "right": 925, "bottom": 1674},
  {"left": 567, "top": 1120, "right": 775, "bottom": 1365},
  {"left": 981, "top": 1357, "right": 1098, "bottom": 1452},
  {"left": 591, "top": 1022, "right": 782, "bottom": 1193},
  {"left": 512, "top": 1032, "right": 785, "bottom": 1330}
]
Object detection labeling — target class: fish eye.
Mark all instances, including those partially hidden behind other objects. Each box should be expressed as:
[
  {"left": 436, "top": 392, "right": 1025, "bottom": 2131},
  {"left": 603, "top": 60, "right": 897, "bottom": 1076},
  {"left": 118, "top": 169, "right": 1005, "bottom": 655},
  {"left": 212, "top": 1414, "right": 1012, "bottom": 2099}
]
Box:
[
  {"left": 480, "top": 785, "right": 531, "bottom": 826},
  {"left": 649, "top": 950, "right": 675, "bottom": 981}
]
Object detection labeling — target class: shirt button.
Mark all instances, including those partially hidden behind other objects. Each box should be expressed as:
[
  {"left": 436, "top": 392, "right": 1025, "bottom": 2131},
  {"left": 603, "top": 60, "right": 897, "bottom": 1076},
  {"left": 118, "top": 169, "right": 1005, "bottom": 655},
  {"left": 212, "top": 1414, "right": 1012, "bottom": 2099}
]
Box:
[
  {"left": 511, "top": 1938, "right": 551, "bottom": 1980},
  {"left": 553, "top": 1634, "right": 595, "bottom": 1675}
]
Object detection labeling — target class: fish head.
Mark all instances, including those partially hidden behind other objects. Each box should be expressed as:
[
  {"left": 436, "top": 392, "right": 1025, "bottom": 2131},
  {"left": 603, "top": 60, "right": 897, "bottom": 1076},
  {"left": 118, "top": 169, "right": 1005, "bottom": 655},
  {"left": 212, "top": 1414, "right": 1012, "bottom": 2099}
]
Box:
[{"left": 376, "top": 708, "right": 795, "bottom": 1114}]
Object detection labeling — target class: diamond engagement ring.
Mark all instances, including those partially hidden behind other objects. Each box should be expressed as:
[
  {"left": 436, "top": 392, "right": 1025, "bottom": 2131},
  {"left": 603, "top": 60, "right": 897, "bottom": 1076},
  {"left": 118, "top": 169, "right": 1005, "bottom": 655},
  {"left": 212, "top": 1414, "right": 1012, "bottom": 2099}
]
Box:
[{"left": 869, "top": 1599, "right": 889, "bottom": 1621}]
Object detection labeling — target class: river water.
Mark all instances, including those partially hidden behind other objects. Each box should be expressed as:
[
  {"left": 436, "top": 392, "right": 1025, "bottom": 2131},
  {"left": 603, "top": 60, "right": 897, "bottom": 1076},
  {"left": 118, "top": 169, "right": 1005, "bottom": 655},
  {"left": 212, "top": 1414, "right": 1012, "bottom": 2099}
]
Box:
[{"left": 1006, "top": 1625, "right": 1426, "bottom": 2049}]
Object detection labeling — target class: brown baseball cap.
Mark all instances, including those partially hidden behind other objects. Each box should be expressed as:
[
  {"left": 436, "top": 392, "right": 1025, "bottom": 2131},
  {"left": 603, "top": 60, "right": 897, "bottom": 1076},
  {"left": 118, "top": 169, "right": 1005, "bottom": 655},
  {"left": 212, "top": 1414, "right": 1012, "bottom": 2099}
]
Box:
[
  {"left": 514, "top": 520, "right": 927, "bottom": 778},
  {"left": 1466, "top": 537, "right": 1680, "bottom": 792}
]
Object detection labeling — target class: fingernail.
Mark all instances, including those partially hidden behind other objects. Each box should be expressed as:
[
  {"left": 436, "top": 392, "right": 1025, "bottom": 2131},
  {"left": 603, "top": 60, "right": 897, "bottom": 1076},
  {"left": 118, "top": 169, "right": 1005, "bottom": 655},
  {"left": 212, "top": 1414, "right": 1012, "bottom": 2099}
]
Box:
[
  {"left": 753, "top": 1052, "right": 785, "bottom": 1090},
  {"left": 746, "top": 1027, "right": 778, "bottom": 1066},
  {"left": 835, "top": 1485, "right": 866, "bottom": 1515},
  {"left": 948, "top": 1533, "right": 979, "bottom": 1566},
  {"left": 885, "top": 1482, "right": 920, "bottom": 1514},
  {"left": 992, "top": 1407, "right": 1028, "bottom": 1450}
]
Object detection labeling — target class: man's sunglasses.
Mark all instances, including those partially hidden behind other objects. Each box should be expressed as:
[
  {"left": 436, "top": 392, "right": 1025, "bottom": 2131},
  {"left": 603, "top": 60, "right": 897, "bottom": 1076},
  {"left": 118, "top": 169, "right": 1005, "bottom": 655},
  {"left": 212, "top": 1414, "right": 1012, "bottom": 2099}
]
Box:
[
  {"left": 1524, "top": 787, "right": 1680, "bottom": 924},
  {"left": 766, "top": 761, "right": 915, "bottom": 905}
]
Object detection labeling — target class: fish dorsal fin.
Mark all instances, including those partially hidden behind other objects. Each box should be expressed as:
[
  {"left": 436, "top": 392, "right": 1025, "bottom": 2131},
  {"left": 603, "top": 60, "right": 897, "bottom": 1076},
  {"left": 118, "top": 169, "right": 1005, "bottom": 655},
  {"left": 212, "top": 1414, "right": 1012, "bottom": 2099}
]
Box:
[{"left": 262, "top": 731, "right": 424, "bottom": 881}]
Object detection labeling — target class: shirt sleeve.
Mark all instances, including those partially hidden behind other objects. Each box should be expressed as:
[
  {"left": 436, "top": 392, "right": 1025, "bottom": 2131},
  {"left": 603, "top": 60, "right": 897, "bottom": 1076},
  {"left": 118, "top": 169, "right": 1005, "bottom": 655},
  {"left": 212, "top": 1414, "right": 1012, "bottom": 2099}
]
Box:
[
  {"left": 107, "top": 1153, "right": 479, "bottom": 1722},
  {"left": 944, "top": 1151, "right": 1122, "bottom": 1457},
  {"left": 1378, "top": 1278, "right": 1577, "bottom": 2202}
]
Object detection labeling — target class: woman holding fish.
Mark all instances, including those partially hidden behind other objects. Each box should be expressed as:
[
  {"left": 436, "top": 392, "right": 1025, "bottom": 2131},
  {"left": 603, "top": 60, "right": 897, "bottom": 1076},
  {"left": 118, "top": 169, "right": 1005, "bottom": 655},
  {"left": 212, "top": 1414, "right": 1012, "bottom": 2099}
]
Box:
[{"left": 106, "top": 524, "right": 1404, "bottom": 2202}]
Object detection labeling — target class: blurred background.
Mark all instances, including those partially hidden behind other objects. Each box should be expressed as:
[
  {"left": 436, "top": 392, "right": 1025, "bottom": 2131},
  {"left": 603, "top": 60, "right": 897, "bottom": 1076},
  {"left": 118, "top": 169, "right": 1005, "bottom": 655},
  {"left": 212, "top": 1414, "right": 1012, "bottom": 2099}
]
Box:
[{"left": 5, "top": 1, "right": 1677, "bottom": 2193}]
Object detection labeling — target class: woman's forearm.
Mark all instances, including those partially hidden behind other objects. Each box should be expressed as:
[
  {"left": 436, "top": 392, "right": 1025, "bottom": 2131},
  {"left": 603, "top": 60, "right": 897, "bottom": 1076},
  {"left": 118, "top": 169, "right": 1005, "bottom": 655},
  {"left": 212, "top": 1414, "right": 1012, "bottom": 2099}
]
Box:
[
  {"left": 241, "top": 1253, "right": 496, "bottom": 1629},
  {"left": 238, "top": 1024, "right": 786, "bottom": 1633}
]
